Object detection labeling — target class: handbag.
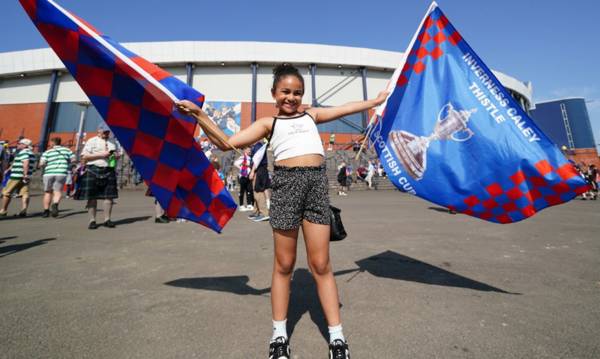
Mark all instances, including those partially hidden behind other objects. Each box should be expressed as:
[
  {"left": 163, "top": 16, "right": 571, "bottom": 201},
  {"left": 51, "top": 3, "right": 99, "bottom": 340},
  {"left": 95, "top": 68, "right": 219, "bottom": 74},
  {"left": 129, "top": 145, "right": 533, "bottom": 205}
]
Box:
[{"left": 329, "top": 205, "right": 347, "bottom": 241}]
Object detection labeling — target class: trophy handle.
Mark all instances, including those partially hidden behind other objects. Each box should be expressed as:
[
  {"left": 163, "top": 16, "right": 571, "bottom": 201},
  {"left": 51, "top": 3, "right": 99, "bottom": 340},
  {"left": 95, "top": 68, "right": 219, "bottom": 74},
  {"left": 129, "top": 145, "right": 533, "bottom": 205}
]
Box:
[
  {"left": 451, "top": 128, "right": 475, "bottom": 142},
  {"left": 437, "top": 103, "right": 454, "bottom": 122}
]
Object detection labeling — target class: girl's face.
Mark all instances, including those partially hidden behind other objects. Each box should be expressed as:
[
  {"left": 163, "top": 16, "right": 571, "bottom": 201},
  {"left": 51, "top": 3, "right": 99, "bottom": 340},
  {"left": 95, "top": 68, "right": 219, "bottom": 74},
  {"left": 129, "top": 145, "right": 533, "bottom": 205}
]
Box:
[{"left": 272, "top": 75, "right": 304, "bottom": 115}]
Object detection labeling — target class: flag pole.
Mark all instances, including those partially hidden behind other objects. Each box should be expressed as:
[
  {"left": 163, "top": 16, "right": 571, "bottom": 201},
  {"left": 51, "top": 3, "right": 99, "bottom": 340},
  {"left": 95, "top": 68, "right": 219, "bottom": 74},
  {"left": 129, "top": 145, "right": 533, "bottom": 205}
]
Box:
[
  {"left": 355, "top": 1, "right": 439, "bottom": 161},
  {"left": 197, "top": 119, "right": 243, "bottom": 156}
]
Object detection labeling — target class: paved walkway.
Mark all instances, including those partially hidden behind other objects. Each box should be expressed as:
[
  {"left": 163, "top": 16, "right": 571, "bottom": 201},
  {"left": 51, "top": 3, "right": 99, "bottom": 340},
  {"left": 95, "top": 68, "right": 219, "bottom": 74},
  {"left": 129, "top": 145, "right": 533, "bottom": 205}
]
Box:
[{"left": 1, "top": 190, "right": 599, "bottom": 358}]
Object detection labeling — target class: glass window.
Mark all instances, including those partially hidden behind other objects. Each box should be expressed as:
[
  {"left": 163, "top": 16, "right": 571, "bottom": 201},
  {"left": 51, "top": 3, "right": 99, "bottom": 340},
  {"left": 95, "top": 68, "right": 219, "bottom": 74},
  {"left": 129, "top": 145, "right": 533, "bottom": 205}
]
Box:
[
  {"left": 83, "top": 106, "right": 103, "bottom": 132},
  {"left": 51, "top": 102, "right": 81, "bottom": 132},
  {"left": 51, "top": 102, "right": 104, "bottom": 133}
]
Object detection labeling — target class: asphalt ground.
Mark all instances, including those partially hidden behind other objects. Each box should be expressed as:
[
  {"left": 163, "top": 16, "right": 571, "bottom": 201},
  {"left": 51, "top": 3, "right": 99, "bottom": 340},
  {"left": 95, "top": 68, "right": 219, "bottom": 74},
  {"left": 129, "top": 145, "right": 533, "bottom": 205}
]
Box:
[{"left": 0, "top": 189, "right": 599, "bottom": 359}]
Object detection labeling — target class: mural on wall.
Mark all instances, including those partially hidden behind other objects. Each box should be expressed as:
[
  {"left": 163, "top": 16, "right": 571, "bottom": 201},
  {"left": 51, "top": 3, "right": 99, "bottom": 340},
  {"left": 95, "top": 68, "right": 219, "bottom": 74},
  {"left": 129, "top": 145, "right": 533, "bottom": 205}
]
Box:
[{"left": 203, "top": 101, "right": 241, "bottom": 136}]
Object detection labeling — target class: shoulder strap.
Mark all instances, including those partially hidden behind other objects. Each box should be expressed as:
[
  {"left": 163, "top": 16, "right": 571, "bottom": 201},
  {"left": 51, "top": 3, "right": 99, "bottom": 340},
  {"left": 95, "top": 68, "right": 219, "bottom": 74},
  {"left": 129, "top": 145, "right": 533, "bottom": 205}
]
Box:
[{"left": 267, "top": 116, "right": 278, "bottom": 144}]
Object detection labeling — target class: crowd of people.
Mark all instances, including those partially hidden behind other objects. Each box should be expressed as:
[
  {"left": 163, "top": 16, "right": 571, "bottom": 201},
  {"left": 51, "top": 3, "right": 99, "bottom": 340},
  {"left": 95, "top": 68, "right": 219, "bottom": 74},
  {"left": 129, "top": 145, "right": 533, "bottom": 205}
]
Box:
[
  {"left": 336, "top": 159, "right": 385, "bottom": 196},
  {"left": 0, "top": 124, "right": 122, "bottom": 227},
  {"left": 3, "top": 129, "right": 596, "bottom": 226},
  {"left": 576, "top": 163, "right": 599, "bottom": 200}
]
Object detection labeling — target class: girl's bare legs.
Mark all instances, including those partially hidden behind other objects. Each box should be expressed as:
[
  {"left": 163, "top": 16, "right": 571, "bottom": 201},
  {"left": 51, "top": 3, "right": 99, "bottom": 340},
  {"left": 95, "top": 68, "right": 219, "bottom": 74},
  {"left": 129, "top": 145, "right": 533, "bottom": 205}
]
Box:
[
  {"left": 271, "top": 228, "right": 299, "bottom": 321},
  {"left": 302, "top": 220, "right": 340, "bottom": 326}
]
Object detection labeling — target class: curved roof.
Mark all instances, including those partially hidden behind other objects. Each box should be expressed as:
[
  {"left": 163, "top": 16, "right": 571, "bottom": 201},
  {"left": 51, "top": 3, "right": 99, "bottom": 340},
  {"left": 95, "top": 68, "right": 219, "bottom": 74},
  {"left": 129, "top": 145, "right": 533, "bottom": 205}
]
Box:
[{"left": 0, "top": 41, "right": 533, "bottom": 102}]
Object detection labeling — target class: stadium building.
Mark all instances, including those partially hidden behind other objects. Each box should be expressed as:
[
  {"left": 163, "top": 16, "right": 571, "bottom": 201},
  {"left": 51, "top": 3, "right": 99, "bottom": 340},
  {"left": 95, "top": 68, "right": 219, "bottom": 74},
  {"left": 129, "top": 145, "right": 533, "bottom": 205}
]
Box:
[
  {"left": 530, "top": 98, "right": 599, "bottom": 167},
  {"left": 0, "top": 41, "right": 534, "bottom": 153}
]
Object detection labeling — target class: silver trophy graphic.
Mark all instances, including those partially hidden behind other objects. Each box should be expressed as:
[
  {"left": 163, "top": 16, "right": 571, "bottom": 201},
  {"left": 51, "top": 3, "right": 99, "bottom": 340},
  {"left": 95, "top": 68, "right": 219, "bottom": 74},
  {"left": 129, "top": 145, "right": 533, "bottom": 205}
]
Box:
[{"left": 389, "top": 103, "right": 477, "bottom": 180}]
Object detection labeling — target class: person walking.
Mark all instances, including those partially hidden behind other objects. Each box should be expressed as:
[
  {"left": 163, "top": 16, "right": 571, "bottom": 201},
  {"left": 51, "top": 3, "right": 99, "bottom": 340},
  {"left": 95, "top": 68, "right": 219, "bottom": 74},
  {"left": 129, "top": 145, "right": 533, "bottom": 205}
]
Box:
[
  {"left": 75, "top": 124, "right": 120, "bottom": 229},
  {"left": 0, "top": 138, "right": 35, "bottom": 217},
  {"left": 249, "top": 140, "right": 270, "bottom": 222},
  {"left": 39, "top": 137, "right": 75, "bottom": 217},
  {"left": 176, "top": 63, "right": 386, "bottom": 359},
  {"left": 0, "top": 141, "right": 10, "bottom": 187}
]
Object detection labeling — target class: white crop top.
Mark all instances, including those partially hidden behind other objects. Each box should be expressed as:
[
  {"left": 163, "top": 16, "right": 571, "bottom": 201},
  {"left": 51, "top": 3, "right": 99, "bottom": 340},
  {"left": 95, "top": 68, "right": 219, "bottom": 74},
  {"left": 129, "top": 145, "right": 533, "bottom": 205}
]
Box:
[{"left": 269, "top": 113, "right": 325, "bottom": 162}]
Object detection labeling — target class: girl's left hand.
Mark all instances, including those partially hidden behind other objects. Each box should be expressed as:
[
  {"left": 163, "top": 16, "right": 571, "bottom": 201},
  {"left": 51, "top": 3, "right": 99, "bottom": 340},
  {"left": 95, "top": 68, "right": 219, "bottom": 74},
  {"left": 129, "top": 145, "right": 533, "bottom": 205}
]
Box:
[{"left": 373, "top": 91, "right": 390, "bottom": 106}]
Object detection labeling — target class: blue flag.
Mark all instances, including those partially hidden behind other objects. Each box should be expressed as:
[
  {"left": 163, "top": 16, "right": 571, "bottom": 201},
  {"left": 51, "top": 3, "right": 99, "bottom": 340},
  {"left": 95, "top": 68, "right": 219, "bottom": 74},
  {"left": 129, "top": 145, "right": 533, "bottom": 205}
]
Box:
[{"left": 369, "top": 2, "right": 589, "bottom": 223}]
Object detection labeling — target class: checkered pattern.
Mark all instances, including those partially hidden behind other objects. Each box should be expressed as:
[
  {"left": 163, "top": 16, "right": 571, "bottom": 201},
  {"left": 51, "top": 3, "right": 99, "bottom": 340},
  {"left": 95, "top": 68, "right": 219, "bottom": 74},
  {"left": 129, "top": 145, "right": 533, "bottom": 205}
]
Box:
[
  {"left": 447, "top": 160, "right": 589, "bottom": 223},
  {"left": 367, "top": 8, "right": 464, "bottom": 129},
  {"left": 396, "top": 9, "right": 463, "bottom": 89},
  {"left": 21, "top": 0, "right": 236, "bottom": 232}
]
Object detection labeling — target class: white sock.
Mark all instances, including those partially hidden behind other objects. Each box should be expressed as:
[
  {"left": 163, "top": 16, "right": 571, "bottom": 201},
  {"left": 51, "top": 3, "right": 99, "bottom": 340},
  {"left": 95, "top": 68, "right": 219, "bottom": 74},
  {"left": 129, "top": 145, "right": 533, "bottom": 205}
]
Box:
[
  {"left": 328, "top": 324, "right": 345, "bottom": 343},
  {"left": 271, "top": 319, "right": 287, "bottom": 342}
]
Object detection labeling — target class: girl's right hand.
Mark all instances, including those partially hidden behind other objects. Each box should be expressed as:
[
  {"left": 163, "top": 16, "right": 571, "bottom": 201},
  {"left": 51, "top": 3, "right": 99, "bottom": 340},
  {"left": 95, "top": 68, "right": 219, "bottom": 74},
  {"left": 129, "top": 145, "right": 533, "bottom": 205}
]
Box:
[{"left": 175, "top": 100, "right": 202, "bottom": 116}]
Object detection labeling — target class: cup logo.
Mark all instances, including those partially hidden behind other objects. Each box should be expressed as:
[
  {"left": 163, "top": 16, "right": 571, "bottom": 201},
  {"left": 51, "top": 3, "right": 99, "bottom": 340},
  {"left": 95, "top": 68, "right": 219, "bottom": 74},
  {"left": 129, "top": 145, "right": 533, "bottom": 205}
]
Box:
[{"left": 389, "top": 103, "right": 477, "bottom": 180}]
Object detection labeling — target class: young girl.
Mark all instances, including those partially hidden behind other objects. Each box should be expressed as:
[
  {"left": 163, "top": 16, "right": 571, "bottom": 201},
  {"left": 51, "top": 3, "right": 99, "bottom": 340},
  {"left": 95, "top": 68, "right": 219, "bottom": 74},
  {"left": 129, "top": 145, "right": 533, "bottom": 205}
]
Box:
[{"left": 177, "top": 64, "right": 386, "bottom": 359}]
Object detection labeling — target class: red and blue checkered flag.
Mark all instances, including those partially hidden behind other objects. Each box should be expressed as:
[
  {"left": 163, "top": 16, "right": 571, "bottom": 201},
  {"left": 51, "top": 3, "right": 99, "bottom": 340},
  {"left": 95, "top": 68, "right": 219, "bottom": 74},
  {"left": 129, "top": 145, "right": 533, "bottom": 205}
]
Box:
[
  {"left": 369, "top": 2, "right": 590, "bottom": 223},
  {"left": 20, "top": 0, "right": 237, "bottom": 232}
]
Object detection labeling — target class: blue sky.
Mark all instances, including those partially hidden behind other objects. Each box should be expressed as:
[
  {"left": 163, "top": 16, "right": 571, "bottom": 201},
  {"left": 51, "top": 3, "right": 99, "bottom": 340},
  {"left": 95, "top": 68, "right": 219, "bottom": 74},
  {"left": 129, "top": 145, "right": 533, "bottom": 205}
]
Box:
[{"left": 1, "top": 0, "right": 599, "bottom": 150}]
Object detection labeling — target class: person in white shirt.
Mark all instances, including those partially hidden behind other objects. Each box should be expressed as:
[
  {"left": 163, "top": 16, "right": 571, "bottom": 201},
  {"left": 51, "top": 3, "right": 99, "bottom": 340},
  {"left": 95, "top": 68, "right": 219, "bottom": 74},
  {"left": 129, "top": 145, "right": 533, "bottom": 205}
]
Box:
[
  {"left": 39, "top": 137, "right": 75, "bottom": 217},
  {"left": 176, "top": 63, "right": 387, "bottom": 359},
  {"left": 76, "top": 123, "right": 121, "bottom": 229},
  {"left": 365, "top": 160, "right": 376, "bottom": 189}
]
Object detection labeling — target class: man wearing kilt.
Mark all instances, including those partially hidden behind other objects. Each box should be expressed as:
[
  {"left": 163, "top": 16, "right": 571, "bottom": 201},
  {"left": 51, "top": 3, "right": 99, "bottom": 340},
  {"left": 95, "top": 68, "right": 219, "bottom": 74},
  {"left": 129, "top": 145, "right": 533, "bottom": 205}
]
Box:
[{"left": 76, "top": 124, "right": 121, "bottom": 229}]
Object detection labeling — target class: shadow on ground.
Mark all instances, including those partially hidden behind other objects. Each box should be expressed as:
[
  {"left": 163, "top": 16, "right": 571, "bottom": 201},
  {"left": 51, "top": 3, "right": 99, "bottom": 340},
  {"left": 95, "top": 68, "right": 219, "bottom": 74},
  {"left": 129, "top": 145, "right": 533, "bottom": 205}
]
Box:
[
  {"left": 112, "top": 216, "right": 151, "bottom": 226},
  {"left": 58, "top": 210, "right": 88, "bottom": 219},
  {"left": 0, "top": 209, "right": 72, "bottom": 221},
  {"left": 166, "top": 268, "right": 331, "bottom": 341},
  {"left": 351, "top": 251, "right": 519, "bottom": 294},
  {"left": 428, "top": 206, "right": 454, "bottom": 213},
  {"left": 165, "top": 250, "right": 518, "bottom": 341},
  {"left": 0, "top": 238, "right": 57, "bottom": 258}
]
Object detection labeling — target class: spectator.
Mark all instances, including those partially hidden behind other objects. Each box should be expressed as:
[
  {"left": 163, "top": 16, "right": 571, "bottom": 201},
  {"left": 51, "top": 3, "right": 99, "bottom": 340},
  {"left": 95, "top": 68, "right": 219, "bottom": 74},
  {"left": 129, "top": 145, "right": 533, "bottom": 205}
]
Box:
[
  {"left": 356, "top": 166, "right": 367, "bottom": 180},
  {"left": 0, "top": 141, "right": 9, "bottom": 186},
  {"left": 234, "top": 147, "right": 254, "bottom": 211},
  {"left": 328, "top": 133, "right": 335, "bottom": 151},
  {"left": 365, "top": 160, "right": 376, "bottom": 189},
  {"left": 0, "top": 138, "right": 35, "bottom": 217},
  {"left": 65, "top": 170, "right": 74, "bottom": 198},
  {"left": 582, "top": 164, "right": 598, "bottom": 200},
  {"left": 145, "top": 187, "right": 169, "bottom": 224},
  {"left": 75, "top": 124, "right": 121, "bottom": 229},
  {"left": 378, "top": 163, "right": 386, "bottom": 177},
  {"left": 248, "top": 141, "right": 270, "bottom": 222},
  {"left": 39, "top": 137, "right": 75, "bottom": 217},
  {"left": 337, "top": 162, "right": 348, "bottom": 196},
  {"left": 226, "top": 171, "right": 236, "bottom": 192}
]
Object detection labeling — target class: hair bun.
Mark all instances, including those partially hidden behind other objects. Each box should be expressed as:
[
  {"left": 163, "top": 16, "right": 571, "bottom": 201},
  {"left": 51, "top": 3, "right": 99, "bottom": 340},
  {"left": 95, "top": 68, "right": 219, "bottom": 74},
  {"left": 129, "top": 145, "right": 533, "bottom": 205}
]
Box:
[
  {"left": 272, "top": 63, "right": 304, "bottom": 91},
  {"left": 273, "top": 63, "right": 297, "bottom": 76}
]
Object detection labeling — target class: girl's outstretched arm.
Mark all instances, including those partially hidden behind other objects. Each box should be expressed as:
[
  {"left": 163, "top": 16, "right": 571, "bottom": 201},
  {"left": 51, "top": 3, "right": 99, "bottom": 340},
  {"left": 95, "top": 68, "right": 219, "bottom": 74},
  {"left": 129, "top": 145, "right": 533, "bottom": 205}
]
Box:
[
  {"left": 306, "top": 91, "right": 389, "bottom": 124},
  {"left": 176, "top": 100, "right": 271, "bottom": 151}
]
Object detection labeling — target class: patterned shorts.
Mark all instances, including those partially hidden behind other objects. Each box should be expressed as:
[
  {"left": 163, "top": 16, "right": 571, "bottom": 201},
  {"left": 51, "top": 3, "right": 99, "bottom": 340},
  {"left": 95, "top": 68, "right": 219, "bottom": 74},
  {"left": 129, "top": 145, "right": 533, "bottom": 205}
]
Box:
[{"left": 269, "top": 164, "right": 331, "bottom": 230}]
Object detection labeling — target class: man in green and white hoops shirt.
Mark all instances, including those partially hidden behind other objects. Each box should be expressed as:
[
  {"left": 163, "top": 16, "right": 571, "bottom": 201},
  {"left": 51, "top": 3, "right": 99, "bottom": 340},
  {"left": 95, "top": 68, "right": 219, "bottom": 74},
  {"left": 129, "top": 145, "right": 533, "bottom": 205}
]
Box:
[
  {"left": 39, "top": 137, "right": 75, "bottom": 218},
  {"left": 0, "top": 138, "right": 35, "bottom": 217}
]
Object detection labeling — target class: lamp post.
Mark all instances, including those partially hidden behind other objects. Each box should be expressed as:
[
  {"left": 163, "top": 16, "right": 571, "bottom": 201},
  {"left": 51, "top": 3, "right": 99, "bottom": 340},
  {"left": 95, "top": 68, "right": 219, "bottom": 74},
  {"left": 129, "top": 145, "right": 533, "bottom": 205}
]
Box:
[{"left": 74, "top": 101, "right": 90, "bottom": 161}]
